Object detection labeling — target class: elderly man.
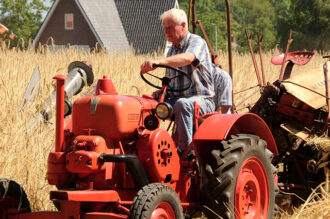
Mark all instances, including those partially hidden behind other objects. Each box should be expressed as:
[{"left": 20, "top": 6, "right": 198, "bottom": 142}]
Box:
[{"left": 140, "top": 8, "right": 215, "bottom": 154}]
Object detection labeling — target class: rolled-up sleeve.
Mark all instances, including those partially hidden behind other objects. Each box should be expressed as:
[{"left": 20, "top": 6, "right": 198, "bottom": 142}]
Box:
[{"left": 185, "top": 36, "right": 207, "bottom": 65}]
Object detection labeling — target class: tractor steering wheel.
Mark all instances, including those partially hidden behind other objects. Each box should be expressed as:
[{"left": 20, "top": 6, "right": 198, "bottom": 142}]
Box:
[{"left": 140, "top": 64, "right": 192, "bottom": 92}]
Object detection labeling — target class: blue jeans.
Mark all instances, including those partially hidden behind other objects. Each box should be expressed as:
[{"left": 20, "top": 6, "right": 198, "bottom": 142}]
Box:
[{"left": 166, "top": 96, "right": 215, "bottom": 152}]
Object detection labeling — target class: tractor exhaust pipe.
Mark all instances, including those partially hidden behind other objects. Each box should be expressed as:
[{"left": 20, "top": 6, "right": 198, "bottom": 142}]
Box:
[
  {"left": 50, "top": 61, "right": 94, "bottom": 152},
  {"left": 99, "top": 154, "right": 149, "bottom": 188},
  {"left": 53, "top": 75, "right": 68, "bottom": 152}
]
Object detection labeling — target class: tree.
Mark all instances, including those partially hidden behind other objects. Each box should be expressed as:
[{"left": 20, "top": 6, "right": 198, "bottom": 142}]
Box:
[
  {"left": 179, "top": 0, "right": 278, "bottom": 53},
  {"left": 231, "top": 0, "right": 277, "bottom": 53},
  {"left": 291, "top": 0, "right": 330, "bottom": 51},
  {"left": 271, "top": 0, "right": 330, "bottom": 52},
  {"left": 0, "top": 0, "right": 49, "bottom": 48},
  {"left": 179, "top": 0, "right": 237, "bottom": 52}
]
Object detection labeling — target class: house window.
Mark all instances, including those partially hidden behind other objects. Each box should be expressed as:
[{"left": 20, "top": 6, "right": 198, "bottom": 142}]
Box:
[
  {"left": 65, "top": 13, "right": 74, "bottom": 30},
  {"left": 48, "top": 45, "right": 90, "bottom": 54}
]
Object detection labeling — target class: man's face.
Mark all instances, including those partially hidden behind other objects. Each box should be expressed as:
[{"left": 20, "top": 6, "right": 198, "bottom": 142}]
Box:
[{"left": 162, "top": 17, "right": 186, "bottom": 45}]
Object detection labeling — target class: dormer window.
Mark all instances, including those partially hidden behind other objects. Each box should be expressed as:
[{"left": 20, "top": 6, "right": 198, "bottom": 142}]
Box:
[{"left": 65, "top": 13, "right": 74, "bottom": 30}]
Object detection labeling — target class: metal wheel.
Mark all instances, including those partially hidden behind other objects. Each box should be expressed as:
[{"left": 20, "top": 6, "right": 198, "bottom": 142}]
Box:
[
  {"left": 129, "top": 183, "right": 183, "bottom": 219},
  {"left": 151, "top": 202, "right": 176, "bottom": 219},
  {"left": 0, "top": 178, "right": 31, "bottom": 218},
  {"left": 204, "top": 134, "right": 277, "bottom": 219},
  {"left": 235, "top": 157, "right": 269, "bottom": 218}
]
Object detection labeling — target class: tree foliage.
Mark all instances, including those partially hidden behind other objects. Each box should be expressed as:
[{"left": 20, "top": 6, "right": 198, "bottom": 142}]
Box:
[
  {"left": 272, "top": 0, "right": 330, "bottom": 51},
  {"left": 0, "top": 0, "right": 49, "bottom": 48},
  {"left": 231, "top": 0, "right": 277, "bottom": 52},
  {"left": 179, "top": 0, "right": 231, "bottom": 52},
  {"left": 179, "top": 0, "right": 277, "bottom": 53},
  {"left": 179, "top": 0, "right": 329, "bottom": 52},
  {"left": 0, "top": 0, "right": 327, "bottom": 51}
]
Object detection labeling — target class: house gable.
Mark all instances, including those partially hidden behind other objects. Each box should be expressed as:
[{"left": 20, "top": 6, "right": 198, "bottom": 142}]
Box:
[
  {"left": 76, "top": 0, "right": 130, "bottom": 53},
  {"left": 35, "top": 0, "right": 99, "bottom": 49},
  {"left": 35, "top": 0, "right": 178, "bottom": 54}
]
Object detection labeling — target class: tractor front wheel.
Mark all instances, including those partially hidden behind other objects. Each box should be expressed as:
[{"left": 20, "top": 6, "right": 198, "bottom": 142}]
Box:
[
  {"left": 129, "top": 183, "right": 183, "bottom": 219},
  {"left": 0, "top": 178, "right": 31, "bottom": 218},
  {"left": 205, "top": 134, "right": 277, "bottom": 219}
]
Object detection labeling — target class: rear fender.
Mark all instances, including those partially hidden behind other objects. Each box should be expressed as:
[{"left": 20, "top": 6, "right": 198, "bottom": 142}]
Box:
[{"left": 193, "top": 113, "right": 278, "bottom": 156}]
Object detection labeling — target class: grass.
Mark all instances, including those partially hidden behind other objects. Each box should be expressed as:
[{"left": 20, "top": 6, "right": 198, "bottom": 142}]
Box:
[{"left": 0, "top": 43, "right": 328, "bottom": 217}]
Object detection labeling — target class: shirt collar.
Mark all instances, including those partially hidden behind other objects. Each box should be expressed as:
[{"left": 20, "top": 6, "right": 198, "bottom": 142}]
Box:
[{"left": 173, "top": 32, "right": 190, "bottom": 52}]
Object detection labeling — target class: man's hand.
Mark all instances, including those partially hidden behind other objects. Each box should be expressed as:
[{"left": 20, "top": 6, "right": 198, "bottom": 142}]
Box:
[
  {"left": 152, "top": 89, "right": 162, "bottom": 100},
  {"left": 140, "top": 60, "right": 159, "bottom": 73},
  {"left": 216, "top": 106, "right": 231, "bottom": 114},
  {"left": 141, "top": 53, "right": 196, "bottom": 74}
]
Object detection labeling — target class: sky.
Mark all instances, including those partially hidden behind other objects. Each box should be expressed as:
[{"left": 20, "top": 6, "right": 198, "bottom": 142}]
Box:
[{"left": 42, "top": 0, "right": 53, "bottom": 20}]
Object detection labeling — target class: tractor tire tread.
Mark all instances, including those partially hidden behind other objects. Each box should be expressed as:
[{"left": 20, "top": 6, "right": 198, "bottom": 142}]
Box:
[
  {"left": 0, "top": 178, "right": 31, "bottom": 214},
  {"left": 204, "top": 134, "right": 276, "bottom": 219},
  {"left": 129, "top": 183, "right": 183, "bottom": 219}
]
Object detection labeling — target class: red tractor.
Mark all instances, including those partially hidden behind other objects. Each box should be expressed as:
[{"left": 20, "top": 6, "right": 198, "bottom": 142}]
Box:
[
  {"left": 0, "top": 1, "right": 282, "bottom": 219},
  {"left": 0, "top": 59, "right": 279, "bottom": 219}
]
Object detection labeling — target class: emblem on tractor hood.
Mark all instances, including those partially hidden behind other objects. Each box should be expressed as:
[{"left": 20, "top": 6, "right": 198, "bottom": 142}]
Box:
[{"left": 90, "top": 97, "right": 100, "bottom": 114}]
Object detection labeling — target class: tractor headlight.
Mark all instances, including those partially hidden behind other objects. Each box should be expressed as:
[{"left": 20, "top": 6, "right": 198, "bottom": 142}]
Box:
[{"left": 155, "top": 102, "right": 173, "bottom": 120}]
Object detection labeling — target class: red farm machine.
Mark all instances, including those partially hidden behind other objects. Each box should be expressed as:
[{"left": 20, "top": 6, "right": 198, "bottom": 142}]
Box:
[
  {"left": 188, "top": 0, "right": 329, "bottom": 209},
  {"left": 0, "top": 0, "right": 329, "bottom": 219},
  {"left": 0, "top": 23, "right": 15, "bottom": 42},
  {"left": 0, "top": 63, "right": 279, "bottom": 219},
  {"left": 244, "top": 30, "right": 330, "bottom": 209}
]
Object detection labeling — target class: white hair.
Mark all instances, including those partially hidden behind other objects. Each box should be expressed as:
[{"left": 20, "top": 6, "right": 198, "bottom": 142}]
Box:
[{"left": 160, "top": 8, "right": 188, "bottom": 30}]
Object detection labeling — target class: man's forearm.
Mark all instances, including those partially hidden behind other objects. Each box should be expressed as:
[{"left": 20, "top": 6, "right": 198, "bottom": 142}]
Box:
[
  {"left": 140, "top": 52, "right": 196, "bottom": 73},
  {"left": 157, "top": 53, "right": 195, "bottom": 67}
]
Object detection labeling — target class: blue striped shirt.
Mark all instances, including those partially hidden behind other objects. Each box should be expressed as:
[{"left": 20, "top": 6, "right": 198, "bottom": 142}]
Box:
[{"left": 165, "top": 32, "right": 214, "bottom": 98}]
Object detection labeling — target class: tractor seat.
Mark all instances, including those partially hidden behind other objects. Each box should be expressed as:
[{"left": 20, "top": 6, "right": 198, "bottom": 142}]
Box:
[
  {"left": 197, "top": 112, "right": 218, "bottom": 125},
  {"left": 200, "top": 112, "right": 218, "bottom": 119},
  {"left": 271, "top": 51, "right": 315, "bottom": 66}
]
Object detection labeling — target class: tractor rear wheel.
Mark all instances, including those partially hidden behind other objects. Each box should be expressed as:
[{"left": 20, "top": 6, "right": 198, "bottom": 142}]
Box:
[
  {"left": 0, "top": 178, "right": 31, "bottom": 218},
  {"left": 205, "top": 134, "right": 277, "bottom": 219},
  {"left": 129, "top": 183, "right": 183, "bottom": 219}
]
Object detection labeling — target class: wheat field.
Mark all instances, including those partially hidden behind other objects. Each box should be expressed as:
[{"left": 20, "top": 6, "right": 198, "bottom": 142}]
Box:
[{"left": 0, "top": 43, "right": 328, "bottom": 218}]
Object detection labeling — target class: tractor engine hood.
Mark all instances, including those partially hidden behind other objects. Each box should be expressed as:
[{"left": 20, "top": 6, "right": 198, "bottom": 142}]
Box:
[{"left": 72, "top": 95, "right": 157, "bottom": 139}]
